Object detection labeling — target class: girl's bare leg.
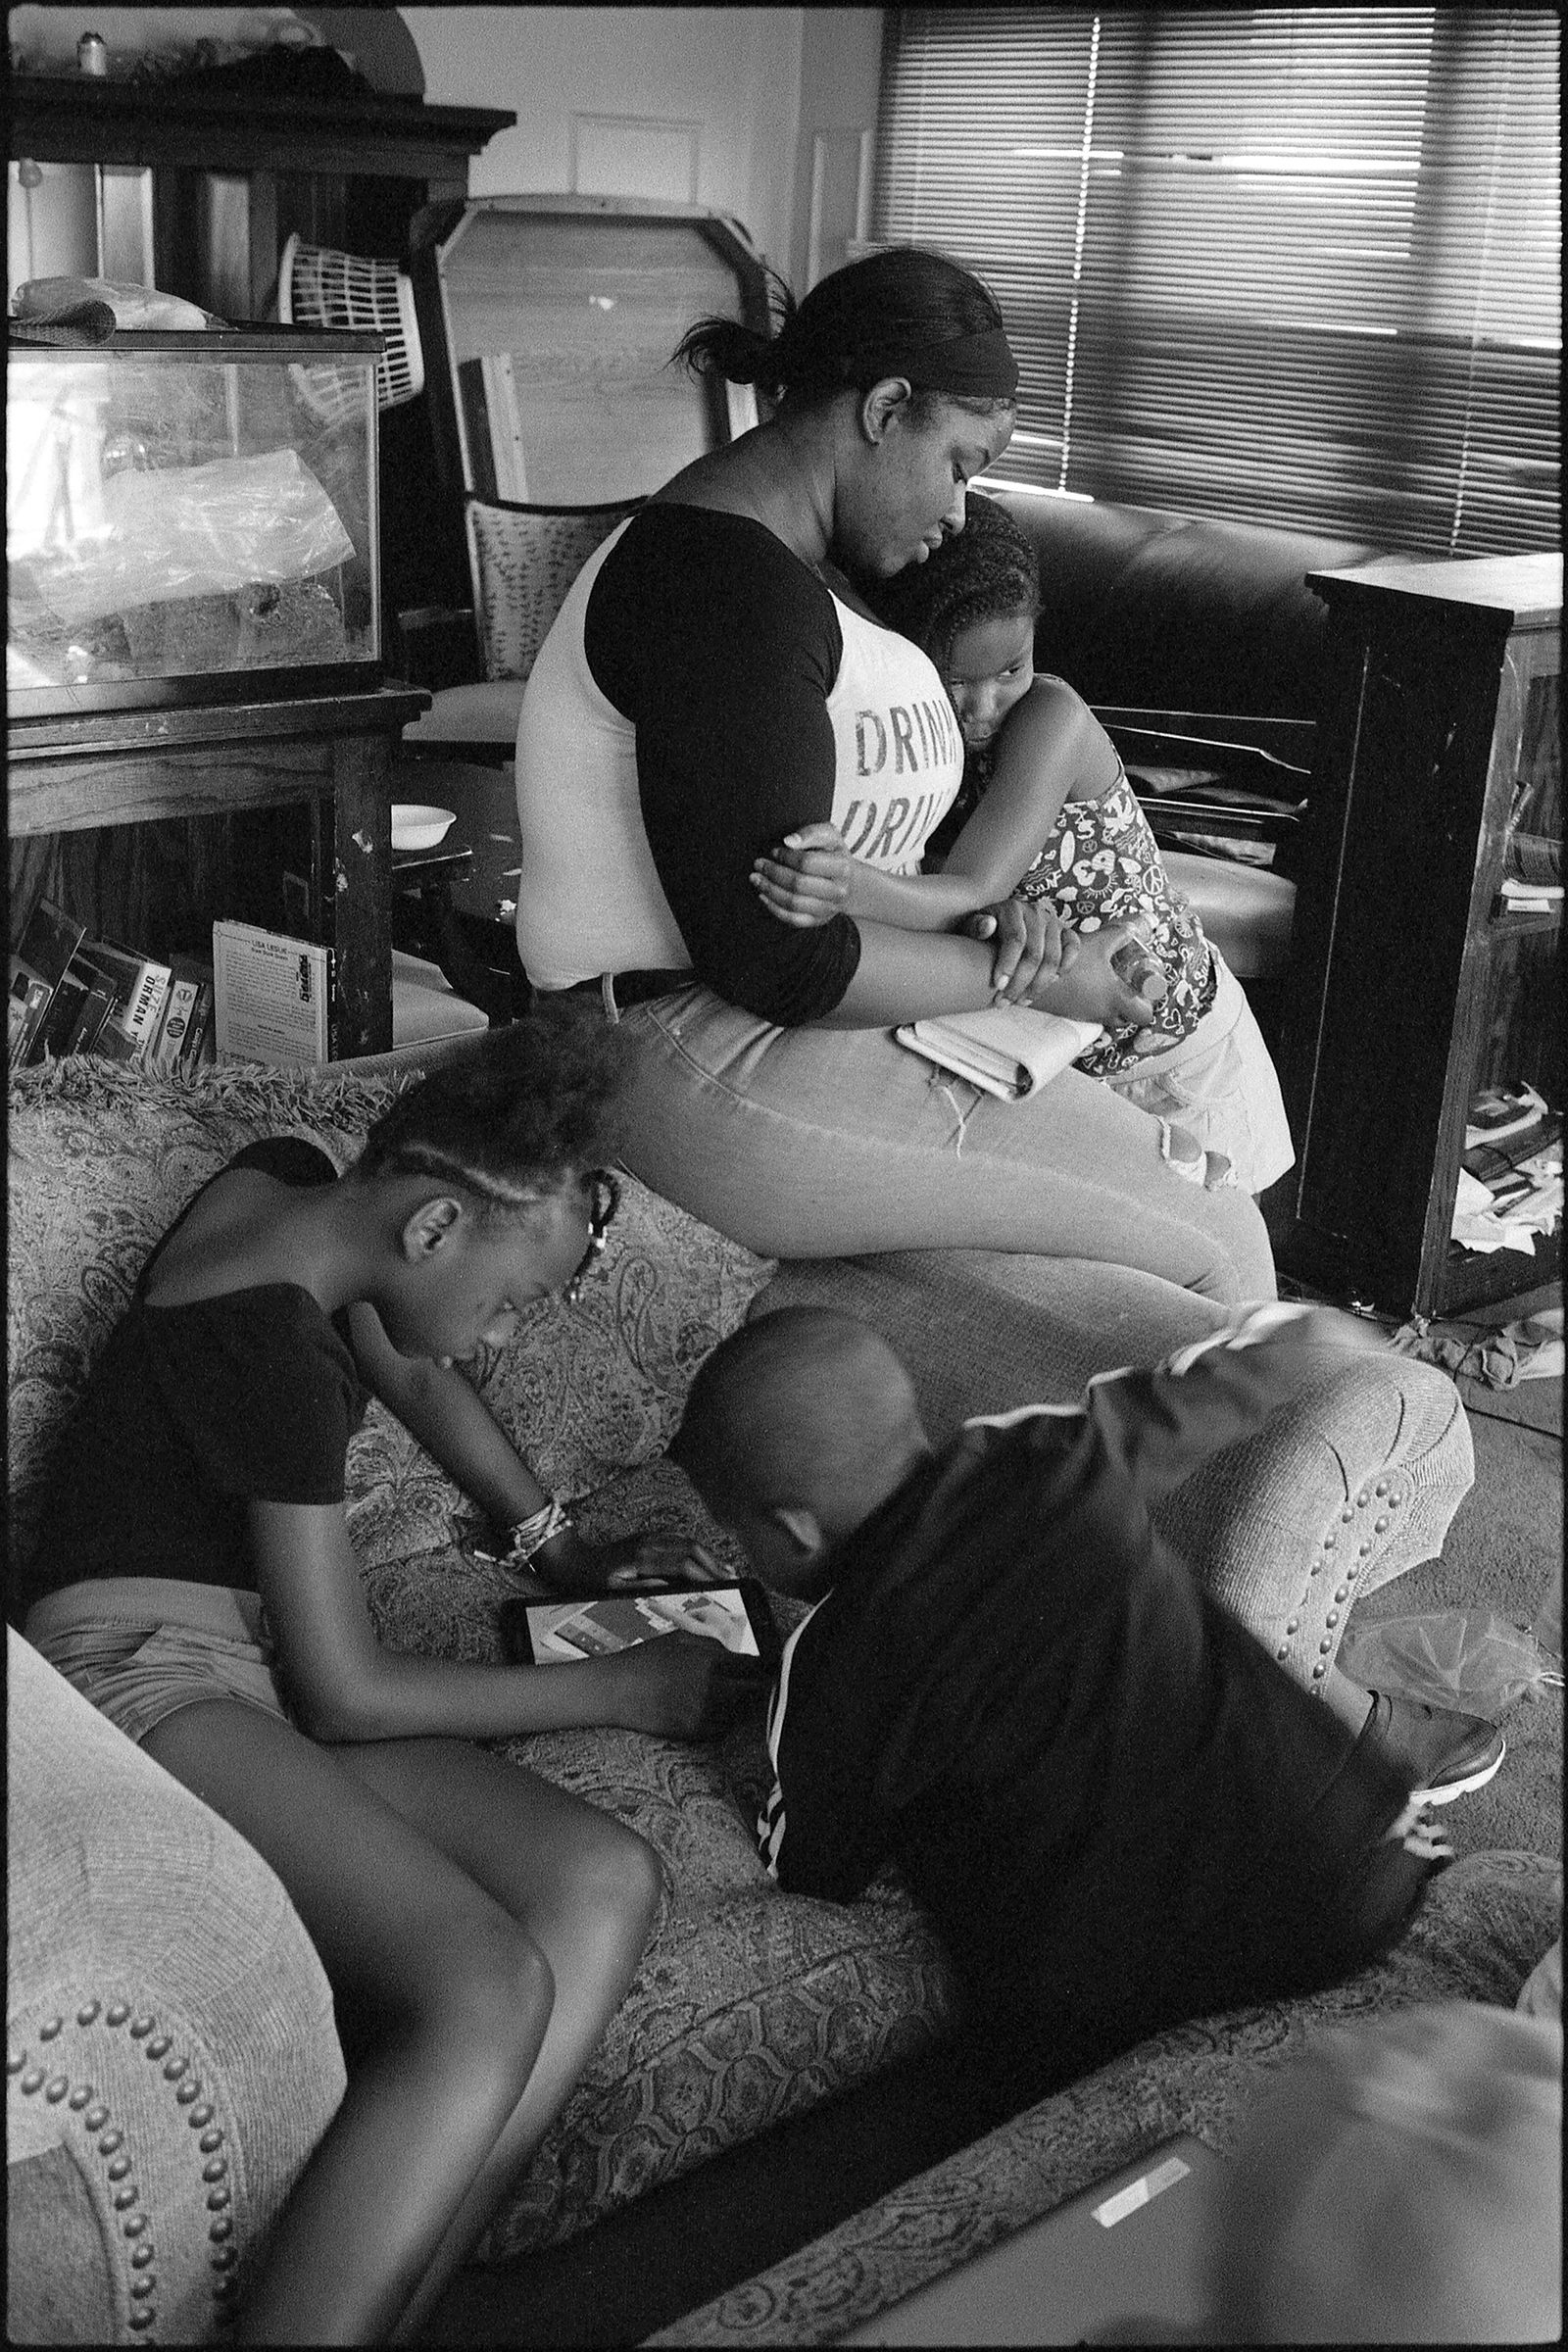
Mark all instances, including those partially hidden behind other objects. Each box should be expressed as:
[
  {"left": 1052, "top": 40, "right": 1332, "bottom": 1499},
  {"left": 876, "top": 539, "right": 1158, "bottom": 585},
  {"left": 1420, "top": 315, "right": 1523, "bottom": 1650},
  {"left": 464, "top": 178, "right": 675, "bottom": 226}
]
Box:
[
  {"left": 331, "top": 1736, "right": 665, "bottom": 2343},
  {"left": 142, "top": 1701, "right": 558, "bottom": 2345}
]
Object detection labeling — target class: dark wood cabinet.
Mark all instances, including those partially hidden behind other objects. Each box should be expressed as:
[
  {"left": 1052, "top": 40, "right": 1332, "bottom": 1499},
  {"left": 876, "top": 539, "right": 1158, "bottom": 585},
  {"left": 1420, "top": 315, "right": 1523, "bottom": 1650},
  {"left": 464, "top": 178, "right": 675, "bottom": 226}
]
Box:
[
  {"left": 8, "top": 74, "right": 514, "bottom": 291},
  {"left": 1278, "top": 553, "right": 1561, "bottom": 1319},
  {"left": 10, "top": 74, "right": 515, "bottom": 620},
  {"left": 8, "top": 74, "right": 511, "bottom": 1047},
  {"left": 9, "top": 689, "right": 429, "bottom": 1059}
]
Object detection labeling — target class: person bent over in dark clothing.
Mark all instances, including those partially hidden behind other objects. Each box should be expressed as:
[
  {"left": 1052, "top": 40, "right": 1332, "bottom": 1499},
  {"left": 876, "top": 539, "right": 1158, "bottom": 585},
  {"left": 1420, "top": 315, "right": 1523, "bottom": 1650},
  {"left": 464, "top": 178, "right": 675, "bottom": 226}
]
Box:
[{"left": 671, "top": 1301, "right": 1453, "bottom": 2105}]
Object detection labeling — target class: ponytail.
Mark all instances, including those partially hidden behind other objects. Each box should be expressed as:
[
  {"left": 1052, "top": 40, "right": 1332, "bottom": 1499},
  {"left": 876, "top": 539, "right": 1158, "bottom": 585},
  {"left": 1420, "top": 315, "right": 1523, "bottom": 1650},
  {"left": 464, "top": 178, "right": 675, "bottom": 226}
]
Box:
[
  {"left": 674, "top": 270, "right": 801, "bottom": 400},
  {"left": 673, "top": 248, "right": 1017, "bottom": 412}
]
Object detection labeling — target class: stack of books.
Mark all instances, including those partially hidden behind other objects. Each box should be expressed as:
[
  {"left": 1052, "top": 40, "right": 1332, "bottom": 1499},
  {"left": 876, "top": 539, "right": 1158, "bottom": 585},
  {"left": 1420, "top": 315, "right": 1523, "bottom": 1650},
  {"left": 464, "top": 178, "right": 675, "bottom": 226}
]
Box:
[
  {"left": 1497, "top": 829, "right": 1562, "bottom": 916},
  {"left": 10, "top": 902, "right": 339, "bottom": 1076},
  {"left": 9, "top": 897, "right": 216, "bottom": 1077},
  {"left": 1452, "top": 1083, "right": 1563, "bottom": 1258}
]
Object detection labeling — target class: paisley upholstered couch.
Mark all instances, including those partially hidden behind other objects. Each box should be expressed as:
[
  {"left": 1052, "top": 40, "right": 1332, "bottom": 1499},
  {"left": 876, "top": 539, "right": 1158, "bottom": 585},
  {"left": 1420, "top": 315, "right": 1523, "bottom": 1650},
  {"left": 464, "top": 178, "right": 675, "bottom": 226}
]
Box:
[
  {"left": 8, "top": 1048, "right": 1487, "bottom": 2341},
  {"left": 660, "top": 1847, "right": 1563, "bottom": 2346}
]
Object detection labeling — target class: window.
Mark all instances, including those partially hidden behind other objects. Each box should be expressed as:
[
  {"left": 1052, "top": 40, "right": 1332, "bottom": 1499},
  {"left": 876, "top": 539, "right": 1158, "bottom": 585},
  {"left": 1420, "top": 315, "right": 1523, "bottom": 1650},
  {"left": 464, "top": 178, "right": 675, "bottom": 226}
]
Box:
[{"left": 874, "top": 6, "right": 1560, "bottom": 553}]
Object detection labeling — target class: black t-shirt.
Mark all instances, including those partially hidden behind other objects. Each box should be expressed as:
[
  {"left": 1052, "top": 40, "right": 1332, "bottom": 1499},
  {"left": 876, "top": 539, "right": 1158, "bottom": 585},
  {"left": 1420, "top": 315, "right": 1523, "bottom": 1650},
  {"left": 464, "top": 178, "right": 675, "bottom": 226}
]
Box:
[
  {"left": 759, "top": 1310, "right": 1433, "bottom": 2093},
  {"left": 22, "top": 1137, "right": 367, "bottom": 1610}
]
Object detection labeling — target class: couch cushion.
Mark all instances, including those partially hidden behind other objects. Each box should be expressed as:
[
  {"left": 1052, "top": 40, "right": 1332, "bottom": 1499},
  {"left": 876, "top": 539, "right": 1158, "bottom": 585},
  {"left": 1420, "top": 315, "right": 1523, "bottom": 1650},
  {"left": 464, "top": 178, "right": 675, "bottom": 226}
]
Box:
[
  {"left": 653, "top": 1847, "right": 1563, "bottom": 2346},
  {"left": 990, "top": 487, "right": 1382, "bottom": 719},
  {"left": 7, "top": 1055, "right": 776, "bottom": 1577},
  {"left": 1160, "top": 850, "right": 1297, "bottom": 979}
]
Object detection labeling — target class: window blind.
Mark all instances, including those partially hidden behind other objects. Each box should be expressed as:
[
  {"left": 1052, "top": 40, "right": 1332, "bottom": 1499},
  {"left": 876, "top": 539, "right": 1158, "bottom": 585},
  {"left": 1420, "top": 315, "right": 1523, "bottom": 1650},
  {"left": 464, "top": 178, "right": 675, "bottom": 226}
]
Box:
[{"left": 873, "top": 6, "right": 1560, "bottom": 554}]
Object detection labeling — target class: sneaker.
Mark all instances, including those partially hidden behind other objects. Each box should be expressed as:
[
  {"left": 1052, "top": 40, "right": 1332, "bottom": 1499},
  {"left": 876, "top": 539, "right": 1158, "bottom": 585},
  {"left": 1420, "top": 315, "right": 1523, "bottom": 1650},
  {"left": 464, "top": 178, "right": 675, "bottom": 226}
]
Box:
[{"left": 1360, "top": 1688, "right": 1506, "bottom": 1805}]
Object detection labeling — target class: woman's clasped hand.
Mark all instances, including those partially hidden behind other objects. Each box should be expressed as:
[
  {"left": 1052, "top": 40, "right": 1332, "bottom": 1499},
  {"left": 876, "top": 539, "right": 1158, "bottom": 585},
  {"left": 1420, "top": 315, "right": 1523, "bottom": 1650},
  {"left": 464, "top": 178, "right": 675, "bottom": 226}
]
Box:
[{"left": 751, "top": 819, "right": 1160, "bottom": 1029}]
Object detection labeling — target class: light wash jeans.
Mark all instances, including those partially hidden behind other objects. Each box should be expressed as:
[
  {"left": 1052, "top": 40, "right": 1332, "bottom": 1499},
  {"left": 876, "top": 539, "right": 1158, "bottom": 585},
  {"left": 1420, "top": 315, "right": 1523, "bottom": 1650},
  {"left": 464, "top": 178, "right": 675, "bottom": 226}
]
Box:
[
  {"left": 610, "top": 984, "right": 1277, "bottom": 1303},
  {"left": 1102, "top": 950, "right": 1297, "bottom": 1196}
]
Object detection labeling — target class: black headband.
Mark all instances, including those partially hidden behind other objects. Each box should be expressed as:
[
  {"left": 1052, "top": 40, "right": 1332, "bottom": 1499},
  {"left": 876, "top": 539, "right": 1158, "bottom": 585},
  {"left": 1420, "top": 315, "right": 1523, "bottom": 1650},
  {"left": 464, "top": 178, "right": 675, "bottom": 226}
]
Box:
[{"left": 852, "top": 326, "right": 1019, "bottom": 399}]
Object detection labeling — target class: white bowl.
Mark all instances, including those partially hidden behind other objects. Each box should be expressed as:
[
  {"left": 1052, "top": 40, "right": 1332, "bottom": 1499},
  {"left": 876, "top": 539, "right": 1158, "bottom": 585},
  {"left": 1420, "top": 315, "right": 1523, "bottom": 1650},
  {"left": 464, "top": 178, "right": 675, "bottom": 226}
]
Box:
[{"left": 391, "top": 804, "right": 457, "bottom": 853}]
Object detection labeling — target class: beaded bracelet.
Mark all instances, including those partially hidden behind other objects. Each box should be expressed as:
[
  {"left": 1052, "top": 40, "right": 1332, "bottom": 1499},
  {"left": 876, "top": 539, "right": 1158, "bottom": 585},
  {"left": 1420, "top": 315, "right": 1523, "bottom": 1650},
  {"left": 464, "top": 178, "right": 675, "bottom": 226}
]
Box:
[{"left": 477, "top": 1498, "right": 573, "bottom": 1570}]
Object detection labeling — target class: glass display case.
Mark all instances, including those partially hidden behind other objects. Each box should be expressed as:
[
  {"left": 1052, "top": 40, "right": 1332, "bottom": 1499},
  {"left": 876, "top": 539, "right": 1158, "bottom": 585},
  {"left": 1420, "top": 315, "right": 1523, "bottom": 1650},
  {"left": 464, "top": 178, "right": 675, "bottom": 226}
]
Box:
[{"left": 7, "top": 328, "right": 383, "bottom": 713}]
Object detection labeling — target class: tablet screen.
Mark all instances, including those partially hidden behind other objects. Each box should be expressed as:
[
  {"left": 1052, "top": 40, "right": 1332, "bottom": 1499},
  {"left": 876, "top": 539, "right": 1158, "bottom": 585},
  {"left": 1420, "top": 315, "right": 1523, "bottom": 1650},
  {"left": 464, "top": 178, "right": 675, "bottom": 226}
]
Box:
[{"left": 518, "top": 1586, "right": 766, "bottom": 1665}]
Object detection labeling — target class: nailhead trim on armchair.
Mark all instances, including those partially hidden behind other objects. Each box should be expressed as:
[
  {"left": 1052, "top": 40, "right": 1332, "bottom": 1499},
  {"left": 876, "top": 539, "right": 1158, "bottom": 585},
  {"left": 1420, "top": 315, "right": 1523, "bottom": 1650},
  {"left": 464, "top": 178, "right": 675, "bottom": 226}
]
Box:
[
  {"left": 9, "top": 1996, "right": 253, "bottom": 2337},
  {"left": 8, "top": 1629, "right": 346, "bottom": 2345}
]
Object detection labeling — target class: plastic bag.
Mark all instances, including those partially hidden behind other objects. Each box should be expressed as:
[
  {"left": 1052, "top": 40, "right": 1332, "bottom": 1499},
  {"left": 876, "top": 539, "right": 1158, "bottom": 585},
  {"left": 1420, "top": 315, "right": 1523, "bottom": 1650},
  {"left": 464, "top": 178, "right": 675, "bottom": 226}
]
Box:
[
  {"left": 1338, "top": 1608, "right": 1563, "bottom": 1720},
  {"left": 1391, "top": 1307, "right": 1564, "bottom": 1388},
  {"left": 20, "top": 449, "right": 356, "bottom": 627},
  {"left": 13, "top": 275, "right": 212, "bottom": 331}
]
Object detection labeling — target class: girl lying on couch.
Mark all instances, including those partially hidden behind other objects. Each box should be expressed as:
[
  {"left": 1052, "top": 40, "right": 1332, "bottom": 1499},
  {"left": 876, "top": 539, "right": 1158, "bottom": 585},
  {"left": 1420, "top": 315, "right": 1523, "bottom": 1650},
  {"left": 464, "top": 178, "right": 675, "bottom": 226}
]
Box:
[{"left": 18, "top": 1007, "right": 763, "bottom": 2345}]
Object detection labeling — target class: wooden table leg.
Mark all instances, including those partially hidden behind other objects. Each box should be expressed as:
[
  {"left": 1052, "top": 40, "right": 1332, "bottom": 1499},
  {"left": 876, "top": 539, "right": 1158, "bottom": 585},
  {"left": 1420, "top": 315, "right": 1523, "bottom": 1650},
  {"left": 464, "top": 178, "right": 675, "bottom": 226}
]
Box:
[{"left": 329, "top": 730, "right": 393, "bottom": 1056}]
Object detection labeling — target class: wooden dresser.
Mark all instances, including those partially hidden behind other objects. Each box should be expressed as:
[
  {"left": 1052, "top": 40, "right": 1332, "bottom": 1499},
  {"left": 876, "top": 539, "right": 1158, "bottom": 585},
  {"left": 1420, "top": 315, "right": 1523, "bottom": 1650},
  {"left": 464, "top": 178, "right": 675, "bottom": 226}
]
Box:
[{"left": 1278, "top": 553, "right": 1561, "bottom": 1319}]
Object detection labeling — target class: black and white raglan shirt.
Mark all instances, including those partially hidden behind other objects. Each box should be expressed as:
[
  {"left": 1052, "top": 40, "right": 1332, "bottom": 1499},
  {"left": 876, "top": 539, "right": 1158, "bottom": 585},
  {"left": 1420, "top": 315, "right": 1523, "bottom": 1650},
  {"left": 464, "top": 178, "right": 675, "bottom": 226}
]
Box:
[
  {"left": 756, "top": 1304, "right": 1444, "bottom": 2093},
  {"left": 513, "top": 507, "right": 964, "bottom": 1021}
]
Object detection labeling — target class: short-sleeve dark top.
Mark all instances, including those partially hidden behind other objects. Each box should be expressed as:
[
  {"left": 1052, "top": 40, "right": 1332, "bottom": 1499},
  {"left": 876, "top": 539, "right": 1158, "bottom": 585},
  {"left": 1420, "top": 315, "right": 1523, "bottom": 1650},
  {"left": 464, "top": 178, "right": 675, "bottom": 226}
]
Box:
[
  {"left": 758, "top": 1308, "right": 1431, "bottom": 2092},
  {"left": 21, "top": 1138, "right": 367, "bottom": 1611}
]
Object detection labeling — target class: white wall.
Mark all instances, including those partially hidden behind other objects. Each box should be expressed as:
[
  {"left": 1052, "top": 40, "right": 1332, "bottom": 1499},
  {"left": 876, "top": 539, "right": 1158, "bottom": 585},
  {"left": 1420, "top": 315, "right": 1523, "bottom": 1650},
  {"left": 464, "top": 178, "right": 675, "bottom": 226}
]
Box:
[
  {"left": 788, "top": 8, "right": 884, "bottom": 291},
  {"left": 402, "top": 6, "right": 808, "bottom": 277}
]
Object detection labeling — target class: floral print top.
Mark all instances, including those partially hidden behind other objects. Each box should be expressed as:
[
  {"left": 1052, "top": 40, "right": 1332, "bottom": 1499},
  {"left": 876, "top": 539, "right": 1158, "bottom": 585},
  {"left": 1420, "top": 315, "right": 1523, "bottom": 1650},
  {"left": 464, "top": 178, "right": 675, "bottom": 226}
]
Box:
[{"left": 972, "top": 746, "right": 1217, "bottom": 1077}]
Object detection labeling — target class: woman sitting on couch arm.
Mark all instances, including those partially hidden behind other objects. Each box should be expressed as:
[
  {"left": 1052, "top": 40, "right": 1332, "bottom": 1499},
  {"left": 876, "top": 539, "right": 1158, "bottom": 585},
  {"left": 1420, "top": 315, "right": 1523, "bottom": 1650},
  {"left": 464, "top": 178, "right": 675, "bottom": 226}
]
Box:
[
  {"left": 512, "top": 243, "right": 1274, "bottom": 1306},
  {"left": 17, "top": 1006, "right": 763, "bottom": 2347}
]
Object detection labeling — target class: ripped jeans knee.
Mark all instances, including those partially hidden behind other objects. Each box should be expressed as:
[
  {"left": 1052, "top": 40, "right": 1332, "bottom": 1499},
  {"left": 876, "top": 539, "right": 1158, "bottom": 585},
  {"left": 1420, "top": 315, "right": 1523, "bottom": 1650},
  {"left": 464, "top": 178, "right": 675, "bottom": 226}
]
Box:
[{"left": 1158, "top": 1117, "right": 1237, "bottom": 1190}]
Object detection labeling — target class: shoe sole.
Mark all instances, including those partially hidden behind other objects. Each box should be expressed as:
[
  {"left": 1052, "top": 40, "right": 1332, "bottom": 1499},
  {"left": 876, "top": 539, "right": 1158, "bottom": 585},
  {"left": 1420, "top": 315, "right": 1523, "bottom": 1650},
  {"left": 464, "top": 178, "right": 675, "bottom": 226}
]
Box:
[{"left": 1412, "top": 1736, "right": 1506, "bottom": 1805}]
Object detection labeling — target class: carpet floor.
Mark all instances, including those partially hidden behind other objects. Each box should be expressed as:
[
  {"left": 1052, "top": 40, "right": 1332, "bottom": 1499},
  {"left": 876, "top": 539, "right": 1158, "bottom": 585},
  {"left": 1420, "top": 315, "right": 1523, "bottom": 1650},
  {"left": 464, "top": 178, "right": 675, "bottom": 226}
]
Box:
[
  {"left": 1345, "top": 1400, "right": 1562, "bottom": 1864},
  {"left": 419, "top": 1317, "right": 1563, "bottom": 2348},
  {"left": 1348, "top": 1280, "right": 1562, "bottom": 1864}
]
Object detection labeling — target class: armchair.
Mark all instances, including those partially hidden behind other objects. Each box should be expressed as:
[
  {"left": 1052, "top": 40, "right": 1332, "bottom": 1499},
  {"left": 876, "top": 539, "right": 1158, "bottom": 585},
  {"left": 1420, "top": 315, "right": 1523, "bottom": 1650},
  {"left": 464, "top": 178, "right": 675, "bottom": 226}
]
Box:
[{"left": 7, "top": 1629, "right": 345, "bottom": 2345}]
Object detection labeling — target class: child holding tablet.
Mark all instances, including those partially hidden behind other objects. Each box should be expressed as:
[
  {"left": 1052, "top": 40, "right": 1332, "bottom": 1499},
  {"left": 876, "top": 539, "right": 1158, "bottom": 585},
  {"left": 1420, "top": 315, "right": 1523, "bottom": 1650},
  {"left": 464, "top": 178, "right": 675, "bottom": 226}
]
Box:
[{"left": 19, "top": 1009, "right": 762, "bottom": 2344}]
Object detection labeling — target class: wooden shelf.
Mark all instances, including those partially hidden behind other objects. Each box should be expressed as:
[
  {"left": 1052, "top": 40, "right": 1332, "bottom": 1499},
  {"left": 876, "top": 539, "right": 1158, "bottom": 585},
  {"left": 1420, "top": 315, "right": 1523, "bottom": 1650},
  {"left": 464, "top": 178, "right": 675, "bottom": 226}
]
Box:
[
  {"left": 9, "top": 74, "right": 514, "bottom": 190},
  {"left": 9, "top": 686, "right": 431, "bottom": 1059}
]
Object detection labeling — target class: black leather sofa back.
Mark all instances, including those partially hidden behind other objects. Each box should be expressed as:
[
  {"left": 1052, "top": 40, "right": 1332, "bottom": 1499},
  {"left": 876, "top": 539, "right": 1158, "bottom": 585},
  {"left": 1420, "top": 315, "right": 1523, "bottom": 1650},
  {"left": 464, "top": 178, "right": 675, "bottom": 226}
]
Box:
[{"left": 987, "top": 487, "right": 1385, "bottom": 722}]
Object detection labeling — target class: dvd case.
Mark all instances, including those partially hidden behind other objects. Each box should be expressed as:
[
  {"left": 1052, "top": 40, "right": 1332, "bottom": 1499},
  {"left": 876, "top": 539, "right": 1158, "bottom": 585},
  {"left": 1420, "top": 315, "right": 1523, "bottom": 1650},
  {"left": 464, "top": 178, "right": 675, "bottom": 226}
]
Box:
[{"left": 213, "top": 920, "right": 331, "bottom": 1067}]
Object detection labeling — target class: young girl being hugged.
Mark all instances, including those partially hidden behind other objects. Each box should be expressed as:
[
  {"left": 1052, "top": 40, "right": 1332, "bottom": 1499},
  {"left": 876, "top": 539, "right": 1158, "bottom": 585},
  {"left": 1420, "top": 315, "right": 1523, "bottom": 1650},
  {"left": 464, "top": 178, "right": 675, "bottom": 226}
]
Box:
[
  {"left": 18, "top": 1008, "right": 760, "bottom": 2345},
  {"left": 751, "top": 493, "right": 1295, "bottom": 1195}
]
